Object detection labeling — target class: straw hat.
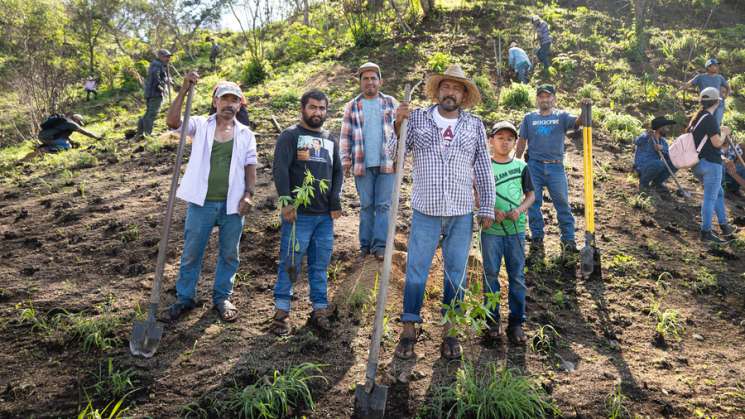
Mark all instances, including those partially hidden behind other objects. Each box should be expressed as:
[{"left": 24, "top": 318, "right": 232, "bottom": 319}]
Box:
[{"left": 424, "top": 64, "right": 481, "bottom": 109}]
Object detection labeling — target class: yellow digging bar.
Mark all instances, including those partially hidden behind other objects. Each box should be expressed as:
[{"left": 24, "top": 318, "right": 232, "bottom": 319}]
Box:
[{"left": 583, "top": 124, "right": 594, "bottom": 234}]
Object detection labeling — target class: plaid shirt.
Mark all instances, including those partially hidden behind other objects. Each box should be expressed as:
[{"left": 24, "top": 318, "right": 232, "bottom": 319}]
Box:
[
  {"left": 340, "top": 92, "right": 399, "bottom": 176},
  {"left": 389, "top": 105, "right": 495, "bottom": 219}
]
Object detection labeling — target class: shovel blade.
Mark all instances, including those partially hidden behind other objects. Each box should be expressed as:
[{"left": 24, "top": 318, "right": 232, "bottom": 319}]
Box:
[
  {"left": 129, "top": 318, "right": 163, "bottom": 358},
  {"left": 354, "top": 383, "right": 388, "bottom": 419},
  {"left": 580, "top": 245, "right": 595, "bottom": 278}
]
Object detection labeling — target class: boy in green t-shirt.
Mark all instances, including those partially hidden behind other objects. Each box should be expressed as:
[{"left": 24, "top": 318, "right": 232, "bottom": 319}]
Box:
[{"left": 481, "top": 121, "right": 535, "bottom": 344}]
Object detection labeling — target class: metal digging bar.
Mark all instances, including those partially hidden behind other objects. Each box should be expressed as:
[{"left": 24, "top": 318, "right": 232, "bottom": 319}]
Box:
[
  {"left": 129, "top": 83, "right": 195, "bottom": 358},
  {"left": 353, "top": 80, "right": 421, "bottom": 419}
]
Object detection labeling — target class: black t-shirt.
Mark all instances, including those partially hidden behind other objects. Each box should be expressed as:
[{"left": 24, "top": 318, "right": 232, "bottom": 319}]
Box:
[
  {"left": 272, "top": 124, "right": 343, "bottom": 214},
  {"left": 692, "top": 111, "right": 721, "bottom": 164}
]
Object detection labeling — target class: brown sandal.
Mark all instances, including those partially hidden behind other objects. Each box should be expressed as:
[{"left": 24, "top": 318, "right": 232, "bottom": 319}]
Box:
[
  {"left": 440, "top": 336, "right": 462, "bottom": 360},
  {"left": 310, "top": 305, "right": 336, "bottom": 332},
  {"left": 271, "top": 310, "right": 290, "bottom": 336}
]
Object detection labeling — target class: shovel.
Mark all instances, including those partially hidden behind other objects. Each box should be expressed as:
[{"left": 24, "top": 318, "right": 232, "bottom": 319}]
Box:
[
  {"left": 130, "top": 82, "right": 195, "bottom": 358},
  {"left": 354, "top": 80, "right": 421, "bottom": 419},
  {"left": 580, "top": 102, "right": 601, "bottom": 279},
  {"left": 651, "top": 134, "right": 692, "bottom": 199}
]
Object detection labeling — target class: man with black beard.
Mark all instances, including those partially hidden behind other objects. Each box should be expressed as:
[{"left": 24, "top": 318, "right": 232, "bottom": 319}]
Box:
[
  {"left": 271, "top": 90, "right": 343, "bottom": 336},
  {"left": 633, "top": 116, "right": 677, "bottom": 193},
  {"left": 392, "top": 64, "right": 496, "bottom": 361},
  {"left": 164, "top": 72, "right": 257, "bottom": 323}
]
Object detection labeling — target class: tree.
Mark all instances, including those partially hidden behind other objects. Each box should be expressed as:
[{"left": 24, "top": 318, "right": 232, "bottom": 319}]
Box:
[{"left": 67, "top": 0, "right": 122, "bottom": 75}]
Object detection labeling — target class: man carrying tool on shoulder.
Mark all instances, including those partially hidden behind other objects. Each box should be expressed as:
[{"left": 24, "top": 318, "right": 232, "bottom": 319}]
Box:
[
  {"left": 165, "top": 73, "right": 257, "bottom": 323},
  {"left": 392, "top": 64, "right": 496, "bottom": 361},
  {"left": 515, "top": 84, "right": 590, "bottom": 258},
  {"left": 633, "top": 116, "right": 677, "bottom": 194}
]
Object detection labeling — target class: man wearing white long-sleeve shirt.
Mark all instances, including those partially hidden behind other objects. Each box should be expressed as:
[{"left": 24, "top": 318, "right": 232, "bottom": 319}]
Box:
[{"left": 164, "top": 72, "right": 257, "bottom": 323}]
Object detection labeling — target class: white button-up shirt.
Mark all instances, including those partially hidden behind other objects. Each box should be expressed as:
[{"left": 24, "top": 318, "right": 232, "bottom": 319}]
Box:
[{"left": 175, "top": 114, "right": 257, "bottom": 215}]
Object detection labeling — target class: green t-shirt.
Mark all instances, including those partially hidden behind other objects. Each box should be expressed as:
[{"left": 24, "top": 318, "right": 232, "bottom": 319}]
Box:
[
  {"left": 205, "top": 139, "right": 234, "bottom": 201},
  {"left": 483, "top": 158, "right": 534, "bottom": 236}
]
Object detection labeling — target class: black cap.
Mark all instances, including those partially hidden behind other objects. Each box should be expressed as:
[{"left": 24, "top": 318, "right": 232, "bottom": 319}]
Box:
[
  {"left": 651, "top": 116, "right": 676, "bottom": 131},
  {"left": 536, "top": 84, "right": 555, "bottom": 95}
]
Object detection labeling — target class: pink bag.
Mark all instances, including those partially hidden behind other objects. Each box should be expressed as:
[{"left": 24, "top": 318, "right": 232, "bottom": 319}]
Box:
[{"left": 669, "top": 114, "right": 709, "bottom": 169}]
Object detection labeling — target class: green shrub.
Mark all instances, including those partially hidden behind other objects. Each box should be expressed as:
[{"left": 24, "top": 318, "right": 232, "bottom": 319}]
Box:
[
  {"left": 603, "top": 111, "right": 642, "bottom": 143},
  {"left": 500, "top": 83, "right": 533, "bottom": 110},
  {"left": 281, "top": 23, "right": 325, "bottom": 62},
  {"left": 609, "top": 74, "right": 642, "bottom": 107},
  {"left": 424, "top": 363, "right": 559, "bottom": 418},
  {"left": 427, "top": 52, "right": 451, "bottom": 73},
  {"left": 649, "top": 301, "right": 685, "bottom": 343},
  {"left": 346, "top": 14, "right": 386, "bottom": 48},
  {"left": 578, "top": 83, "right": 601, "bottom": 101},
  {"left": 473, "top": 74, "right": 497, "bottom": 113},
  {"left": 242, "top": 58, "right": 269, "bottom": 87},
  {"left": 270, "top": 90, "right": 300, "bottom": 111}
]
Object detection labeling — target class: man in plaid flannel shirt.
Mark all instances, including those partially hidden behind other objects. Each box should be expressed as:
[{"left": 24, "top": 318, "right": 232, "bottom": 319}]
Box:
[
  {"left": 392, "top": 64, "right": 496, "bottom": 361},
  {"left": 340, "top": 62, "right": 400, "bottom": 260}
]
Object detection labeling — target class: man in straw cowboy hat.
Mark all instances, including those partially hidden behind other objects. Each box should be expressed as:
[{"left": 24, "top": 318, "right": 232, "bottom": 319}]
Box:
[{"left": 393, "top": 64, "right": 496, "bottom": 360}]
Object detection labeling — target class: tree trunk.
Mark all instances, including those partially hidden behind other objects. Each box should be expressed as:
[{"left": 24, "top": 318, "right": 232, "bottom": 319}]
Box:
[
  {"left": 633, "top": 0, "right": 648, "bottom": 56},
  {"left": 303, "top": 0, "right": 309, "bottom": 25}
]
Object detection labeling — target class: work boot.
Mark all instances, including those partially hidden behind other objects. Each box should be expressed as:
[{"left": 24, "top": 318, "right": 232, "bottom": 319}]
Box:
[
  {"left": 561, "top": 240, "right": 579, "bottom": 254},
  {"left": 720, "top": 224, "right": 738, "bottom": 239},
  {"left": 700, "top": 230, "right": 729, "bottom": 244}
]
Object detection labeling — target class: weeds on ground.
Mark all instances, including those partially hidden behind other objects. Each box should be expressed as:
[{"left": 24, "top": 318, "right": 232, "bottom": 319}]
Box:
[
  {"left": 427, "top": 52, "right": 452, "bottom": 72},
  {"left": 608, "top": 253, "right": 638, "bottom": 275},
  {"left": 529, "top": 324, "right": 560, "bottom": 357},
  {"left": 500, "top": 83, "right": 533, "bottom": 110},
  {"left": 690, "top": 268, "right": 717, "bottom": 294},
  {"left": 89, "top": 358, "right": 138, "bottom": 401},
  {"left": 606, "top": 384, "right": 630, "bottom": 419},
  {"left": 648, "top": 300, "right": 685, "bottom": 344},
  {"left": 15, "top": 301, "right": 51, "bottom": 332},
  {"left": 182, "top": 363, "right": 327, "bottom": 418},
  {"left": 441, "top": 280, "right": 500, "bottom": 340},
  {"left": 76, "top": 397, "right": 128, "bottom": 419},
  {"left": 119, "top": 224, "right": 140, "bottom": 243},
  {"left": 628, "top": 192, "right": 653, "bottom": 212},
  {"left": 422, "top": 363, "right": 560, "bottom": 418}
]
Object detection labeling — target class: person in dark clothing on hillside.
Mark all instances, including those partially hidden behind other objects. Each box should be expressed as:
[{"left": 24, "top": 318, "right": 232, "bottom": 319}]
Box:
[
  {"left": 531, "top": 15, "right": 552, "bottom": 75},
  {"left": 21, "top": 113, "right": 102, "bottom": 161},
  {"left": 633, "top": 116, "right": 677, "bottom": 193},
  {"left": 270, "top": 89, "right": 343, "bottom": 336},
  {"left": 135, "top": 49, "right": 172, "bottom": 139},
  {"left": 688, "top": 87, "right": 736, "bottom": 244}
]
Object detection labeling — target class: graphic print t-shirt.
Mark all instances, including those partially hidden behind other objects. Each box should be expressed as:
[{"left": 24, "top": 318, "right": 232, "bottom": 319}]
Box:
[
  {"left": 432, "top": 106, "right": 458, "bottom": 154},
  {"left": 519, "top": 110, "right": 577, "bottom": 162},
  {"left": 272, "top": 124, "right": 343, "bottom": 214}
]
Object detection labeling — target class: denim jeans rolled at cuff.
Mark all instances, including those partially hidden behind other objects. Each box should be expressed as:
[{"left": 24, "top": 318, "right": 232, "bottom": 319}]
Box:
[
  {"left": 535, "top": 43, "right": 552, "bottom": 69},
  {"left": 638, "top": 159, "right": 674, "bottom": 188},
  {"left": 526, "top": 160, "right": 575, "bottom": 242},
  {"left": 274, "top": 213, "right": 334, "bottom": 313},
  {"left": 175, "top": 201, "right": 244, "bottom": 306},
  {"left": 723, "top": 163, "right": 745, "bottom": 192},
  {"left": 401, "top": 210, "right": 473, "bottom": 323},
  {"left": 354, "top": 167, "right": 394, "bottom": 253},
  {"left": 138, "top": 96, "right": 163, "bottom": 136},
  {"left": 515, "top": 61, "right": 531, "bottom": 84},
  {"left": 481, "top": 232, "right": 527, "bottom": 326},
  {"left": 693, "top": 159, "right": 728, "bottom": 232}
]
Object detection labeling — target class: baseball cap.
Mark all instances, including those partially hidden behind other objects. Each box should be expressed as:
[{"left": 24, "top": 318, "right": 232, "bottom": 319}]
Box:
[
  {"left": 490, "top": 121, "right": 518, "bottom": 137},
  {"left": 158, "top": 49, "right": 172, "bottom": 57},
  {"left": 71, "top": 114, "right": 85, "bottom": 126},
  {"left": 214, "top": 82, "right": 244, "bottom": 100},
  {"left": 357, "top": 62, "right": 382, "bottom": 79},
  {"left": 536, "top": 84, "right": 556, "bottom": 95},
  {"left": 705, "top": 58, "right": 720, "bottom": 68},
  {"left": 700, "top": 86, "right": 720, "bottom": 101}
]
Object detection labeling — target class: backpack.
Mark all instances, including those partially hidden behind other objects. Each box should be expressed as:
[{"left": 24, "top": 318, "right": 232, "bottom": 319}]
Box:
[{"left": 668, "top": 114, "right": 709, "bottom": 169}]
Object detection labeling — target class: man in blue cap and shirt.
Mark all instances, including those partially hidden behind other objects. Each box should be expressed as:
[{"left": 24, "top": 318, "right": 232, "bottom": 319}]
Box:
[
  {"left": 515, "top": 84, "right": 590, "bottom": 256},
  {"left": 687, "top": 58, "right": 730, "bottom": 126},
  {"left": 633, "top": 116, "right": 677, "bottom": 193}
]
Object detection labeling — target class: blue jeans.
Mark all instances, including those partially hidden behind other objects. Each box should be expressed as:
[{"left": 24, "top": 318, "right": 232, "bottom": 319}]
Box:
[
  {"left": 274, "top": 213, "right": 333, "bottom": 312},
  {"left": 42, "top": 137, "right": 72, "bottom": 152},
  {"left": 638, "top": 159, "right": 673, "bottom": 187},
  {"left": 401, "top": 210, "right": 473, "bottom": 323},
  {"left": 481, "top": 232, "right": 527, "bottom": 326},
  {"left": 723, "top": 163, "right": 745, "bottom": 192},
  {"left": 535, "top": 43, "right": 551, "bottom": 69},
  {"left": 515, "top": 61, "right": 531, "bottom": 84},
  {"left": 354, "top": 167, "right": 394, "bottom": 253},
  {"left": 175, "top": 201, "right": 245, "bottom": 306},
  {"left": 693, "top": 159, "right": 728, "bottom": 232},
  {"left": 527, "top": 160, "right": 575, "bottom": 242},
  {"left": 714, "top": 100, "right": 725, "bottom": 127}
]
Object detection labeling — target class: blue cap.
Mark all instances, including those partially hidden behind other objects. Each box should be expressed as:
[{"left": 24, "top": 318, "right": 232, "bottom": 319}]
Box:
[{"left": 705, "top": 58, "right": 720, "bottom": 68}]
